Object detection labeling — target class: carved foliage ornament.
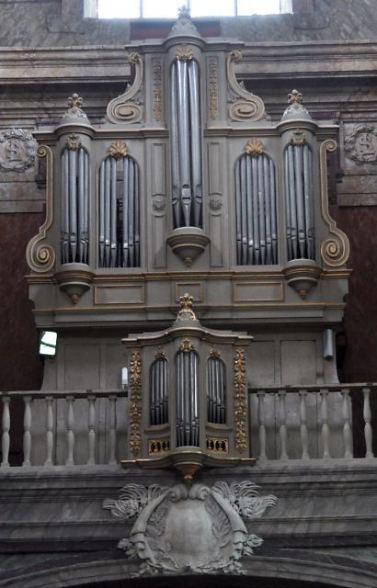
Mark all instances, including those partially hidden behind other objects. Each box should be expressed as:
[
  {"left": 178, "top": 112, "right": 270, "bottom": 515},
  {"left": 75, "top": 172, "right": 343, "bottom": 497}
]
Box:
[
  {"left": 108, "top": 140, "right": 129, "bottom": 160},
  {"left": 129, "top": 351, "right": 142, "bottom": 457},
  {"left": 244, "top": 138, "right": 264, "bottom": 157},
  {"left": 66, "top": 134, "right": 82, "bottom": 151},
  {"left": 177, "top": 292, "right": 196, "bottom": 321},
  {"left": 234, "top": 348, "right": 248, "bottom": 453},
  {"left": 344, "top": 124, "right": 377, "bottom": 165},
  {"left": 176, "top": 45, "right": 193, "bottom": 61},
  {"left": 103, "top": 481, "right": 277, "bottom": 577},
  {"left": 0, "top": 128, "right": 37, "bottom": 172}
]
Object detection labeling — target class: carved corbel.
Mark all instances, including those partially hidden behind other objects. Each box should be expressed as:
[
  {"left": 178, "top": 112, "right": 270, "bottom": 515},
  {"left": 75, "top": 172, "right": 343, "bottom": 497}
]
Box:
[
  {"left": 26, "top": 146, "right": 56, "bottom": 273},
  {"left": 107, "top": 52, "right": 144, "bottom": 124},
  {"left": 320, "top": 139, "right": 350, "bottom": 267},
  {"left": 227, "top": 51, "right": 265, "bottom": 122}
]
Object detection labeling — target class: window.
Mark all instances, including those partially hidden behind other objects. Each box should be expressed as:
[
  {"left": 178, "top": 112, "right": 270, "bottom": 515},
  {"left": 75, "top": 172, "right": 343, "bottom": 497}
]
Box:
[{"left": 96, "top": 0, "right": 292, "bottom": 19}]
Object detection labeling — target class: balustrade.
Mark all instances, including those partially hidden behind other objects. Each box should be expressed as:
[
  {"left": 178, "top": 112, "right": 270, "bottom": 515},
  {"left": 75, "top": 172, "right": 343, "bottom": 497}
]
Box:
[
  {"left": 0, "top": 385, "right": 375, "bottom": 468},
  {"left": 249, "top": 384, "right": 376, "bottom": 461},
  {"left": 0, "top": 390, "right": 127, "bottom": 467}
]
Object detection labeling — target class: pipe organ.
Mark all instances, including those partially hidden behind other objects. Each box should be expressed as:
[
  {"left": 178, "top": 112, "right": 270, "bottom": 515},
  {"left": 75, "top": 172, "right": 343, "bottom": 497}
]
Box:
[{"left": 26, "top": 10, "right": 350, "bottom": 453}]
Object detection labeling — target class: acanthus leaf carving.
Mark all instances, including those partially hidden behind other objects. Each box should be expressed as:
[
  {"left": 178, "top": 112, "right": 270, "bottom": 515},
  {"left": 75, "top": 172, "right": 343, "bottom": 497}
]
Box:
[{"left": 104, "top": 480, "right": 277, "bottom": 577}]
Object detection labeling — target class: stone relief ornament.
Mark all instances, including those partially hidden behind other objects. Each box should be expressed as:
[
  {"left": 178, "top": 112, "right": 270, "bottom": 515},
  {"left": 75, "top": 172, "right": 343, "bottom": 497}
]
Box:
[
  {"left": 103, "top": 481, "right": 277, "bottom": 577},
  {"left": 344, "top": 124, "right": 377, "bottom": 165},
  {"left": 0, "top": 128, "right": 37, "bottom": 172}
]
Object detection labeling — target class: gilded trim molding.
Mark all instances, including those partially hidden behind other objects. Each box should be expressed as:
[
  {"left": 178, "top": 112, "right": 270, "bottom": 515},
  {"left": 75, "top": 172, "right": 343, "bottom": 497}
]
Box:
[{"left": 129, "top": 350, "right": 142, "bottom": 458}]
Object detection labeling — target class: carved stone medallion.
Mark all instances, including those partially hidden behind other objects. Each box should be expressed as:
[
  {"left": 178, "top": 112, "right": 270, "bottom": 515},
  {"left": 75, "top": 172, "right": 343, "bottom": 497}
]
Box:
[
  {"left": 0, "top": 128, "right": 37, "bottom": 171},
  {"left": 344, "top": 124, "right": 377, "bottom": 165},
  {"left": 104, "top": 481, "right": 277, "bottom": 577}
]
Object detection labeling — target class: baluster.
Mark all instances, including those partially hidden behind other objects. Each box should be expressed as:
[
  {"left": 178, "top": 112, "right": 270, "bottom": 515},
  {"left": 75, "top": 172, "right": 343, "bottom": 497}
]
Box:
[
  {"left": 22, "top": 396, "right": 32, "bottom": 466},
  {"left": 257, "top": 391, "right": 267, "bottom": 460},
  {"left": 108, "top": 395, "right": 117, "bottom": 465},
  {"left": 363, "top": 387, "right": 374, "bottom": 458},
  {"left": 278, "top": 391, "right": 288, "bottom": 460},
  {"left": 1, "top": 396, "right": 10, "bottom": 467},
  {"left": 320, "top": 389, "right": 330, "bottom": 458},
  {"left": 44, "top": 395, "right": 54, "bottom": 466},
  {"left": 65, "top": 395, "right": 75, "bottom": 466},
  {"left": 87, "top": 394, "right": 96, "bottom": 465},
  {"left": 299, "top": 390, "right": 309, "bottom": 460},
  {"left": 341, "top": 388, "right": 352, "bottom": 459}
]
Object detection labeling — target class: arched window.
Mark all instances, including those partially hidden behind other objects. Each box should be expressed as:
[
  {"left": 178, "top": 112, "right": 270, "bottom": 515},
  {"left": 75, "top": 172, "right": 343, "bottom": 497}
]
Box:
[
  {"left": 61, "top": 146, "right": 89, "bottom": 264},
  {"left": 207, "top": 355, "right": 226, "bottom": 424},
  {"left": 98, "top": 155, "right": 140, "bottom": 268},
  {"left": 175, "top": 349, "right": 199, "bottom": 446},
  {"left": 284, "top": 143, "right": 315, "bottom": 260},
  {"left": 235, "top": 152, "right": 278, "bottom": 265},
  {"left": 149, "top": 357, "right": 168, "bottom": 426}
]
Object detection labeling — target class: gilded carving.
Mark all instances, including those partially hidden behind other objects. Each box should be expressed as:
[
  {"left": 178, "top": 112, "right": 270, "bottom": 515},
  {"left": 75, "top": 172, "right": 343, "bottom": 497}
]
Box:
[
  {"left": 244, "top": 138, "right": 264, "bottom": 157},
  {"left": 290, "top": 130, "right": 308, "bottom": 146},
  {"left": 227, "top": 51, "right": 265, "bottom": 122},
  {"left": 344, "top": 124, "right": 377, "bottom": 165},
  {"left": 176, "top": 292, "right": 197, "bottom": 321},
  {"left": 208, "top": 57, "right": 219, "bottom": 120},
  {"left": 149, "top": 438, "right": 170, "bottom": 455},
  {"left": 176, "top": 45, "right": 193, "bottom": 61},
  {"left": 0, "top": 128, "right": 37, "bottom": 172},
  {"left": 108, "top": 140, "right": 129, "bottom": 159},
  {"left": 152, "top": 58, "right": 163, "bottom": 122},
  {"left": 104, "top": 480, "right": 277, "bottom": 576},
  {"left": 26, "top": 145, "right": 56, "bottom": 273},
  {"left": 233, "top": 348, "right": 248, "bottom": 453},
  {"left": 206, "top": 437, "right": 229, "bottom": 454},
  {"left": 210, "top": 349, "right": 221, "bottom": 359},
  {"left": 179, "top": 339, "right": 195, "bottom": 353},
  {"left": 66, "top": 134, "right": 82, "bottom": 151},
  {"left": 155, "top": 350, "right": 167, "bottom": 361},
  {"left": 319, "top": 139, "right": 350, "bottom": 267},
  {"left": 129, "top": 351, "right": 142, "bottom": 458}
]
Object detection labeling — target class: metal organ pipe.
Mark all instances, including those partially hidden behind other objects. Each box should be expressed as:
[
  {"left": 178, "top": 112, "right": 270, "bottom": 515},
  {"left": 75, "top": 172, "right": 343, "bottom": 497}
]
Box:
[
  {"left": 170, "top": 58, "right": 203, "bottom": 228},
  {"left": 236, "top": 153, "right": 278, "bottom": 265},
  {"left": 98, "top": 156, "right": 140, "bottom": 268},
  {"left": 207, "top": 357, "right": 226, "bottom": 425},
  {"left": 60, "top": 147, "right": 89, "bottom": 264},
  {"left": 285, "top": 143, "right": 315, "bottom": 260},
  {"left": 150, "top": 358, "right": 168, "bottom": 426},
  {"left": 176, "top": 351, "right": 199, "bottom": 447}
]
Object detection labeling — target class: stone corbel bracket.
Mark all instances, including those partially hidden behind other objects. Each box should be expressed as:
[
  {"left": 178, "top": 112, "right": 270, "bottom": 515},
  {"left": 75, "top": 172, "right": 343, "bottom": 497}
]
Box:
[
  {"left": 26, "top": 145, "right": 56, "bottom": 273},
  {"left": 106, "top": 52, "right": 144, "bottom": 124},
  {"left": 227, "top": 51, "right": 265, "bottom": 122},
  {"left": 320, "top": 139, "right": 350, "bottom": 267},
  {"left": 104, "top": 480, "right": 277, "bottom": 577}
]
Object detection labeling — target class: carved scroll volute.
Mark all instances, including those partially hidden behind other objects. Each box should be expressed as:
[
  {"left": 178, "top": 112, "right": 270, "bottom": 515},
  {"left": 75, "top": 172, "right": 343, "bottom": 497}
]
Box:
[
  {"left": 26, "top": 145, "right": 56, "bottom": 273},
  {"left": 227, "top": 51, "right": 265, "bottom": 122},
  {"left": 320, "top": 139, "right": 350, "bottom": 267},
  {"left": 106, "top": 52, "right": 144, "bottom": 124}
]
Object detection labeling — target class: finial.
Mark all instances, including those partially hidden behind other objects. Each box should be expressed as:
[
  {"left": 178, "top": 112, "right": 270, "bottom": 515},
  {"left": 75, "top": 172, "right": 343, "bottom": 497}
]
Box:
[
  {"left": 168, "top": 4, "right": 201, "bottom": 38},
  {"left": 281, "top": 89, "right": 312, "bottom": 122},
  {"left": 178, "top": 4, "right": 191, "bottom": 19},
  {"left": 61, "top": 93, "right": 89, "bottom": 124},
  {"left": 177, "top": 293, "right": 196, "bottom": 321},
  {"left": 288, "top": 89, "right": 303, "bottom": 105}
]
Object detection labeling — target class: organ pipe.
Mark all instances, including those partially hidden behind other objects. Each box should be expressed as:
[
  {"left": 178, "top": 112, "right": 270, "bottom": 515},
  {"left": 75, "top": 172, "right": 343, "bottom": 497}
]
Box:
[
  {"left": 236, "top": 153, "right": 278, "bottom": 265},
  {"left": 285, "top": 143, "right": 315, "bottom": 260},
  {"left": 150, "top": 358, "right": 168, "bottom": 426},
  {"left": 170, "top": 58, "right": 203, "bottom": 228},
  {"left": 98, "top": 155, "right": 140, "bottom": 268},
  {"left": 176, "top": 350, "right": 199, "bottom": 447},
  {"left": 207, "top": 357, "right": 226, "bottom": 424},
  {"left": 60, "top": 147, "right": 89, "bottom": 264}
]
